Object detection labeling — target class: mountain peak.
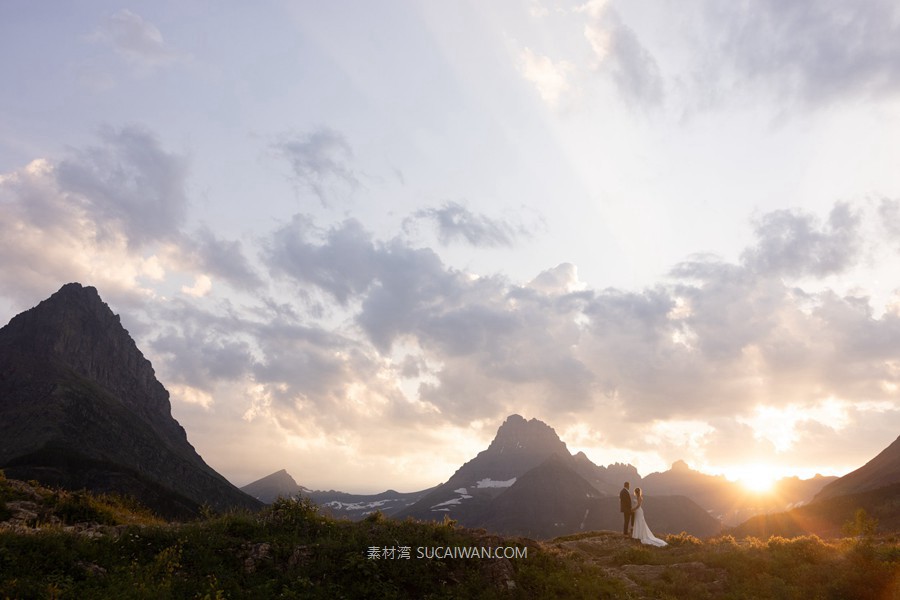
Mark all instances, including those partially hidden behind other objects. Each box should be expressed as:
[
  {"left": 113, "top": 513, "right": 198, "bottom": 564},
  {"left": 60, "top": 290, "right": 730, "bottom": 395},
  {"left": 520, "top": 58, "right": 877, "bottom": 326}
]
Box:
[
  {"left": 488, "top": 414, "right": 569, "bottom": 455},
  {"left": 0, "top": 282, "right": 261, "bottom": 516},
  {"left": 0, "top": 283, "right": 169, "bottom": 419},
  {"left": 672, "top": 459, "right": 691, "bottom": 471}
]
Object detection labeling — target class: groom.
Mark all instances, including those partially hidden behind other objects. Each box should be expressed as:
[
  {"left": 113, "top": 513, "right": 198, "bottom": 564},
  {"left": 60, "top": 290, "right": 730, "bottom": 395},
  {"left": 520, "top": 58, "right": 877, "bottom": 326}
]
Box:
[{"left": 620, "top": 482, "right": 634, "bottom": 536}]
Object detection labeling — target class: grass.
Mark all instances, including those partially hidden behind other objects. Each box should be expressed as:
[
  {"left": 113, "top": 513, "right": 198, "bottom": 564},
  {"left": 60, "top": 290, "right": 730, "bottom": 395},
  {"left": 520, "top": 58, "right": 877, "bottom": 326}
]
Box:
[
  {"left": 1, "top": 472, "right": 898, "bottom": 599},
  {"left": 0, "top": 476, "right": 626, "bottom": 599}
]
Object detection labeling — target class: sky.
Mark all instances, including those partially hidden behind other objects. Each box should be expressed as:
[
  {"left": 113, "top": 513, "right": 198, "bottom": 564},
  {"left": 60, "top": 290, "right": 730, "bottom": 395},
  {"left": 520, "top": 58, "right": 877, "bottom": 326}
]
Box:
[{"left": 2, "top": 1, "right": 900, "bottom": 494}]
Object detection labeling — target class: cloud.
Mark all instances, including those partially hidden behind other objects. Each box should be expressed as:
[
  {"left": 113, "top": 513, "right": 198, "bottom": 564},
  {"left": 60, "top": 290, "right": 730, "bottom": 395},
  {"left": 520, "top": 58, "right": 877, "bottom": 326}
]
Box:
[
  {"left": 56, "top": 126, "right": 190, "bottom": 249},
  {"left": 5, "top": 125, "right": 900, "bottom": 486},
  {"left": 0, "top": 127, "right": 263, "bottom": 310},
  {"left": 694, "top": 0, "right": 900, "bottom": 106},
  {"left": 0, "top": 156, "right": 156, "bottom": 305},
  {"left": 175, "top": 228, "right": 264, "bottom": 291},
  {"left": 878, "top": 197, "right": 900, "bottom": 244},
  {"left": 266, "top": 216, "right": 380, "bottom": 304},
  {"left": 741, "top": 202, "right": 862, "bottom": 277},
  {"left": 518, "top": 47, "right": 574, "bottom": 108},
  {"left": 272, "top": 129, "right": 359, "bottom": 205},
  {"left": 256, "top": 202, "right": 900, "bottom": 445},
  {"left": 579, "top": 0, "right": 664, "bottom": 107},
  {"left": 410, "top": 201, "right": 525, "bottom": 247},
  {"left": 89, "top": 9, "right": 181, "bottom": 69}
]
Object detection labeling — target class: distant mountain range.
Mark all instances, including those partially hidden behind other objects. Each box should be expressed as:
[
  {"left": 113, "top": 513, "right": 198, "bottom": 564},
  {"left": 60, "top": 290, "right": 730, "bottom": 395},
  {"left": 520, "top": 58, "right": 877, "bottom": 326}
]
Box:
[
  {"left": 394, "top": 414, "right": 721, "bottom": 538},
  {"left": 244, "top": 412, "right": 864, "bottom": 539},
  {"left": 731, "top": 434, "right": 900, "bottom": 537},
  {"left": 0, "top": 283, "right": 261, "bottom": 518},
  {"left": 6, "top": 282, "right": 893, "bottom": 537},
  {"left": 641, "top": 460, "right": 836, "bottom": 526},
  {"left": 240, "top": 469, "right": 434, "bottom": 519}
]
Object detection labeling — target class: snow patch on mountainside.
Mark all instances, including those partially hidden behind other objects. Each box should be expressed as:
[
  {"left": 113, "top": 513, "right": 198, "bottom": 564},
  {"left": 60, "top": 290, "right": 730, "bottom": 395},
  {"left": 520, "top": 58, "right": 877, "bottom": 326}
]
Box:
[
  {"left": 476, "top": 477, "right": 517, "bottom": 488},
  {"left": 325, "top": 499, "right": 395, "bottom": 511}
]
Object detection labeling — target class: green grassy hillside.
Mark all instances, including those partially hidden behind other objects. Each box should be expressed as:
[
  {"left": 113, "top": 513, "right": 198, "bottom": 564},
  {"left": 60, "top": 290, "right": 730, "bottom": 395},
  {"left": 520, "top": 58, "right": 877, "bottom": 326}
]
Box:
[{"left": 1, "top": 471, "right": 898, "bottom": 599}]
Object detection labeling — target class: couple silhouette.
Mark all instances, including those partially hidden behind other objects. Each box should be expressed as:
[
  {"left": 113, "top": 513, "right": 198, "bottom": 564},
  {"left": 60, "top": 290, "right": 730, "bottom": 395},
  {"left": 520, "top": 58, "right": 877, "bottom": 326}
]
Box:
[{"left": 619, "top": 481, "right": 667, "bottom": 547}]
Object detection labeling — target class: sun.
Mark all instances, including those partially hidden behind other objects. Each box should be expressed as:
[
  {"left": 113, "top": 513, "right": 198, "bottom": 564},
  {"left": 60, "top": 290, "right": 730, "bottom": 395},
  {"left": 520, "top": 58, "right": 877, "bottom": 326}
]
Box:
[{"left": 734, "top": 464, "right": 778, "bottom": 494}]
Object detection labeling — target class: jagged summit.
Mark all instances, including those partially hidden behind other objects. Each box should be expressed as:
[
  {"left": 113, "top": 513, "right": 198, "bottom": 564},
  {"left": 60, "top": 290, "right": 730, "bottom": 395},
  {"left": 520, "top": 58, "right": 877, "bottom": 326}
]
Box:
[
  {"left": 486, "top": 414, "right": 570, "bottom": 457},
  {"left": 0, "top": 282, "right": 170, "bottom": 421},
  {"left": 0, "top": 283, "right": 261, "bottom": 517},
  {"left": 448, "top": 414, "right": 570, "bottom": 484}
]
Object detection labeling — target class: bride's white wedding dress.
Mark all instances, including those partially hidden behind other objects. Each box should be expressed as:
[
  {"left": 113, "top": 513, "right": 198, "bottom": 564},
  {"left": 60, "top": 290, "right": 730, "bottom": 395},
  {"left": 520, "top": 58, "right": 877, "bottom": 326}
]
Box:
[{"left": 632, "top": 506, "right": 667, "bottom": 547}]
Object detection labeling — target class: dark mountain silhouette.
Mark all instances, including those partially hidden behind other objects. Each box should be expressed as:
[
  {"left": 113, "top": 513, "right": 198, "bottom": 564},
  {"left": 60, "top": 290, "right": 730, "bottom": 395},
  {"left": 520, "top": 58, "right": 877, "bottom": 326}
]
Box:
[
  {"left": 572, "top": 452, "right": 642, "bottom": 495},
  {"left": 731, "top": 434, "right": 900, "bottom": 537},
  {"left": 241, "top": 469, "right": 308, "bottom": 503},
  {"left": 480, "top": 454, "right": 604, "bottom": 537},
  {"left": 0, "top": 283, "right": 261, "bottom": 518},
  {"left": 480, "top": 455, "right": 720, "bottom": 539},
  {"left": 643, "top": 460, "right": 835, "bottom": 526},
  {"left": 814, "top": 435, "right": 900, "bottom": 501},
  {"left": 397, "top": 414, "right": 580, "bottom": 524},
  {"left": 397, "top": 415, "right": 719, "bottom": 538},
  {"left": 731, "top": 482, "right": 900, "bottom": 538},
  {"left": 240, "top": 468, "right": 434, "bottom": 519}
]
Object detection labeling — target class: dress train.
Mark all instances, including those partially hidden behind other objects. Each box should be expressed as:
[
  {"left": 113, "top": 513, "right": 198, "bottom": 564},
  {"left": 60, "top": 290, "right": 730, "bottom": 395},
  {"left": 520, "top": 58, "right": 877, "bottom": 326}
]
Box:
[{"left": 632, "top": 507, "right": 667, "bottom": 547}]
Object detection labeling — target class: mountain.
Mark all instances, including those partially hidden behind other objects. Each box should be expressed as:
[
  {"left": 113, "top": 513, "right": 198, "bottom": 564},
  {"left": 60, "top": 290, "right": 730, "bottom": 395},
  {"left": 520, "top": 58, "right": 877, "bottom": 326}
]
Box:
[
  {"left": 241, "top": 469, "right": 308, "bottom": 503},
  {"left": 642, "top": 460, "right": 835, "bottom": 526},
  {"left": 731, "top": 434, "right": 900, "bottom": 537},
  {"left": 397, "top": 414, "right": 582, "bottom": 524},
  {"left": 731, "top": 482, "right": 900, "bottom": 538},
  {"left": 480, "top": 455, "right": 721, "bottom": 539},
  {"left": 240, "top": 468, "right": 434, "bottom": 519},
  {"left": 397, "top": 414, "right": 719, "bottom": 538},
  {"left": 307, "top": 488, "right": 437, "bottom": 520},
  {"left": 814, "top": 435, "right": 900, "bottom": 501},
  {"left": 0, "top": 283, "right": 261, "bottom": 518},
  {"left": 480, "top": 454, "right": 604, "bottom": 538}
]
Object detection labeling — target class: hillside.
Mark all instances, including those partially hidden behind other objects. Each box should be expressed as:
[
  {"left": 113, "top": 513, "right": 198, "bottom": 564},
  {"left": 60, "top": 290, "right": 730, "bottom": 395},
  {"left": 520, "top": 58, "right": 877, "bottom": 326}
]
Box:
[
  {"left": 815, "top": 435, "right": 900, "bottom": 501},
  {"left": 731, "top": 482, "right": 900, "bottom": 538},
  {"left": 1, "top": 472, "right": 897, "bottom": 599}
]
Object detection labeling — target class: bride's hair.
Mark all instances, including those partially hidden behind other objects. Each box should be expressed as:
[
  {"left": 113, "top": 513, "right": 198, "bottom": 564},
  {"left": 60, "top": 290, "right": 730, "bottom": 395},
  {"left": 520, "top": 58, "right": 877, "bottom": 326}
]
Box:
[{"left": 634, "top": 487, "right": 642, "bottom": 497}]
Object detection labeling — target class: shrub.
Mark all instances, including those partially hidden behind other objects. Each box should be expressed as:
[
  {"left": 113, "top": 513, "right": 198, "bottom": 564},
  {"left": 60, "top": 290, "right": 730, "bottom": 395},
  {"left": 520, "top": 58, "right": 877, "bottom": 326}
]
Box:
[
  {"left": 51, "top": 492, "right": 116, "bottom": 525},
  {"left": 843, "top": 508, "right": 878, "bottom": 538},
  {"left": 665, "top": 531, "right": 702, "bottom": 547}
]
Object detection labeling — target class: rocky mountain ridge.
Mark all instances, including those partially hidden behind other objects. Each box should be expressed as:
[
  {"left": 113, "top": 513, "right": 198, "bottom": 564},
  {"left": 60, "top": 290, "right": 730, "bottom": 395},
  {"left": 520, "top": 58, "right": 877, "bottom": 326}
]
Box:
[{"left": 0, "top": 283, "right": 260, "bottom": 517}]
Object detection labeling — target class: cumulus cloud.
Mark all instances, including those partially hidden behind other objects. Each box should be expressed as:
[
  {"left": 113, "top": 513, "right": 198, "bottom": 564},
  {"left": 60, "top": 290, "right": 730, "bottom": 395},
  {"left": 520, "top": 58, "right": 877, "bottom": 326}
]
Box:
[
  {"left": 0, "top": 156, "right": 154, "bottom": 304},
  {"left": 4, "top": 127, "right": 900, "bottom": 485},
  {"left": 410, "top": 201, "right": 525, "bottom": 247},
  {"left": 0, "top": 127, "right": 262, "bottom": 309},
  {"left": 272, "top": 129, "right": 359, "bottom": 205},
  {"left": 741, "top": 203, "right": 862, "bottom": 277},
  {"left": 176, "top": 227, "right": 263, "bottom": 291},
  {"left": 253, "top": 201, "right": 900, "bottom": 451},
  {"left": 56, "top": 126, "right": 190, "bottom": 249},
  {"left": 266, "top": 217, "right": 380, "bottom": 304}
]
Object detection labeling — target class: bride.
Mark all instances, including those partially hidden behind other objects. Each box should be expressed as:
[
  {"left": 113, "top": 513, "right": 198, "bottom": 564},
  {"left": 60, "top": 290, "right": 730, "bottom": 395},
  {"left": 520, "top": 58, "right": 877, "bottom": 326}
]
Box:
[{"left": 631, "top": 488, "right": 667, "bottom": 547}]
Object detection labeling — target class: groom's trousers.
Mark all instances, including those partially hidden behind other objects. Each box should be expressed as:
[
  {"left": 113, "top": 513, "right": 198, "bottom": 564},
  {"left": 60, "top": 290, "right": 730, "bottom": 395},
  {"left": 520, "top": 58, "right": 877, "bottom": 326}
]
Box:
[{"left": 623, "top": 510, "right": 634, "bottom": 535}]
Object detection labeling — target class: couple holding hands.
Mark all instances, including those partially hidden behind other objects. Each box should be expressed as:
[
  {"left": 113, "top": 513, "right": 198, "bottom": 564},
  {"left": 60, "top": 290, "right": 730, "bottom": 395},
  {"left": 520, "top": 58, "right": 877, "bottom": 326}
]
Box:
[{"left": 620, "top": 481, "right": 667, "bottom": 547}]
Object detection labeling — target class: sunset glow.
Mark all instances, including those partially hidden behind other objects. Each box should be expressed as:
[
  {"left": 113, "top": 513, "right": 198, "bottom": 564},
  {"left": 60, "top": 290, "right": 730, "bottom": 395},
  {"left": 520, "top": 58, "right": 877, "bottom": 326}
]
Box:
[
  {"left": 729, "top": 465, "right": 779, "bottom": 494},
  {"left": 2, "top": 2, "right": 900, "bottom": 493}
]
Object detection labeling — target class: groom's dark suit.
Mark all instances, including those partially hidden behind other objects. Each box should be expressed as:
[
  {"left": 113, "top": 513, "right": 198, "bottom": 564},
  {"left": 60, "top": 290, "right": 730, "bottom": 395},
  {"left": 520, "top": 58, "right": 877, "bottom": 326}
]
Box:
[{"left": 620, "top": 486, "right": 634, "bottom": 535}]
